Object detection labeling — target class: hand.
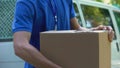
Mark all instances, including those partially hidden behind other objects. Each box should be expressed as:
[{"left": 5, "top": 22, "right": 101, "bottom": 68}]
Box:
[{"left": 92, "top": 25, "right": 114, "bottom": 42}]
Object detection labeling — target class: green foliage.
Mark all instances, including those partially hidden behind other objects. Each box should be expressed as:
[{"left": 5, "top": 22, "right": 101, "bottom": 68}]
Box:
[
  {"left": 81, "top": 4, "right": 110, "bottom": 27},
  {"left": 95, "top": 0, "right": 103, "bottom": 2}
]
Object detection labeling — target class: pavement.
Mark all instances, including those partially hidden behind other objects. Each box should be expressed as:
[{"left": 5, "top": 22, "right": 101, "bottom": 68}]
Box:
[{"left": 112, "top": 60, "right": 120, "bottom": 68}]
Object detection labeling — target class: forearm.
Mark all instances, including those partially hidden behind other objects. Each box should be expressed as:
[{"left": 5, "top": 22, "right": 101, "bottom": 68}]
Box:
[
  {"left": 70, "top": 17, "right": 80, "bottom": 30},
  {"left": 70, "top": 17, "right": 94, "bottom": 31},
  {"left": 14, "top": 43, "right": 61, "bottom": 68},
  {"left": 13, "top": 32, "right": 61, "bottom": 68},
  {"left": 70, "top": 17, "right": 88, "bottom": 31}
]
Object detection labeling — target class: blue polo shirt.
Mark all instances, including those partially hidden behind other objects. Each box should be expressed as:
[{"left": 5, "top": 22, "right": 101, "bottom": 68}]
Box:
[{"left": 12, "top": 0, "right": 75, "bottom": 68}]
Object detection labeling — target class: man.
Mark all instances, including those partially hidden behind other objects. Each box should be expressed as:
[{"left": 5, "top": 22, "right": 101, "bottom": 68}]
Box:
[{"left": 12, "top": 0, "right": 114, "bottom": 68}]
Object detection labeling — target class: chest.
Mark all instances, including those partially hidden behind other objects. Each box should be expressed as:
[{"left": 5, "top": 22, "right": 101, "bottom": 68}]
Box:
[
  {"left": 36, "top": 0, "right": 70, "bottom": 20},
  {"left": 33, "top": 0, "right": 71, "bottom": 31}
]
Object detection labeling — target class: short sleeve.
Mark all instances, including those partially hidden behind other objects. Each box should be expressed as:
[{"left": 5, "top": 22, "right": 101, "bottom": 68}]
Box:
[
  {"left": 70, "top": 0, "right": 76, "bottom": 19},
  {"left": 12, "top": 1, "right": 34, "bottom": 33}
]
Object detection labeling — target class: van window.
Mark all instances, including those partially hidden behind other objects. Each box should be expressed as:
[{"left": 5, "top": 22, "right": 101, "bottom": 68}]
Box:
[
  {"left": 113, "top": 11, "right": 120, "bottom": 33},
  {"left": 81, "top": 4, "right": 113, "bottom": 28}
]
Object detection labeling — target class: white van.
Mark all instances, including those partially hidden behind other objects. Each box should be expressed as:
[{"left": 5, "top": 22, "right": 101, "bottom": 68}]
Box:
[
  {"left": 0, "top": 0, "right": 120, "bottom": 68},
  {"left": 73, "top": 0, "right": 120, "bottom": 67}
]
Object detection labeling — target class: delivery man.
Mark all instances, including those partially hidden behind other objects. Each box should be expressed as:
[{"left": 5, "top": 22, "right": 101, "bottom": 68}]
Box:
[{"left": 12, "top": 0, "right": 114, "bottom": 68}]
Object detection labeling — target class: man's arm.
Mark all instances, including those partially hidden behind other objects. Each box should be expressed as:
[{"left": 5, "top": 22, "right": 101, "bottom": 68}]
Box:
[
  {"left": 70, "top": 17, "right": 114, "bottom": 42},
  {"left": 70, "top": 17, "right": 88, "bottom": 30},
  {"left": 13, "top": 31, "right": 61, "bottom": 68}
]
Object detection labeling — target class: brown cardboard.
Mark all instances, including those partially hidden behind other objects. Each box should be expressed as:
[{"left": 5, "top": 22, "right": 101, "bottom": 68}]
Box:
[{"left": 40, "top": 30, "right": 111, "bottom": 68}]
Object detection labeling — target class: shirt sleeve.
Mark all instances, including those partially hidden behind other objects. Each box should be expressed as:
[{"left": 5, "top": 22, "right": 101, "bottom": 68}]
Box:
[
  {"left": 12, "top": 1, "right": 34, "bottom": 33},
  {"left": 70, "top": 0, "right": 76, "bottom": 19}
]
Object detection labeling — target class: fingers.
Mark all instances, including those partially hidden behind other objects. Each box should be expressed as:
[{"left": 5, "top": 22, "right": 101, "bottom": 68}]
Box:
[
  {"left": 108, "top": 29, "right": 114, "bottom": 42},
  {"left": 105, "top": 26, "right": 114, "bottom": 42},
  {"left": 106, "top": 26, "right": 113, "bottom": 31},
  {"left": 93, "top": 25, "right": 107, "bottom": 30},
  {"left": 104, "top": 26, "right": 114, "bottom": 42},
  {"left": 93, "top": 25, "right": 114, "bottom": 42}
]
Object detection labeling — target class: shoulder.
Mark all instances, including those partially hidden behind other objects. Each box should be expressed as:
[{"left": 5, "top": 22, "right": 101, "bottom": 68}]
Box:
[
  {"left": 15, "top": 0, "right": 37, "bottom": 14},
  {"left": 16, "top": 0, "right": 46, "bottom": 5},
  {"left": 16, "top": 0, "right": 36, "bottom": 3},
  {"left": 16, "top": 0, "right": 46, "bottom": 9},
  {"left": 16, "top": 0, "right": 35, "bottom": 6}
]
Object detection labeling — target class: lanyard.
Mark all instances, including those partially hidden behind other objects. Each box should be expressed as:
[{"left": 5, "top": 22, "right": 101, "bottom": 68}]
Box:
[{"left": 49, "top": 0, "right": 57, "bottom": 23}]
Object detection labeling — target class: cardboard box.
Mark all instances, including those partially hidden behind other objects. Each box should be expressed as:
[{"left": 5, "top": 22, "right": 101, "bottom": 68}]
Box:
[{"left": 40, "top": 30, "right": 111, "bottom": 68}]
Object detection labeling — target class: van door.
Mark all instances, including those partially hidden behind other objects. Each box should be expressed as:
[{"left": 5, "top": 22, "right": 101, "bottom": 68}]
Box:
[
  {"left": 73, "top": 1, "right": 120, "bottom": 63},
  {"left": 80, "top": 4, "right": 120, "bottom": 61},
  {"left": 113, "top": 11, "right": 120, "bottom": 51}
]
